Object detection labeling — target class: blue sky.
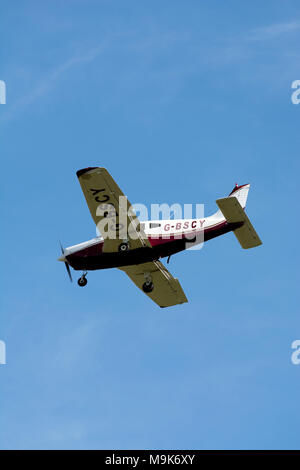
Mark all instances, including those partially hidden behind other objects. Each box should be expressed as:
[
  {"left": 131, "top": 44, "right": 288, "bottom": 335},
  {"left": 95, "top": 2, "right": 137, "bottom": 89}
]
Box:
[{"left": 0, "top": 0, "right": 299, "bottom": 450}]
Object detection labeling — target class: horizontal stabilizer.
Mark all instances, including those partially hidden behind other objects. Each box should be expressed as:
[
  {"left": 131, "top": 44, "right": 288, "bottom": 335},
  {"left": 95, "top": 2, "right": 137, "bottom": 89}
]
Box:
[{"left": 216, "top": 197, "right": 262, "bottom": 249}]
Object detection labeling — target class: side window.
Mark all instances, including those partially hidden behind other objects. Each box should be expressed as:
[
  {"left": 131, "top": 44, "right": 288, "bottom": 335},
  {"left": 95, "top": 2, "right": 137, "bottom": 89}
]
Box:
[{"left": 149, "top": 223, "right": 161, "bottom": 229}]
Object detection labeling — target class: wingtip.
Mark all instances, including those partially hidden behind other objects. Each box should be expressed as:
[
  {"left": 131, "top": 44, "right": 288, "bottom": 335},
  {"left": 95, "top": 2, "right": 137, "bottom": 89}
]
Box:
[{"left": 76, "top": 167, "right": 98, "bottom": 178}]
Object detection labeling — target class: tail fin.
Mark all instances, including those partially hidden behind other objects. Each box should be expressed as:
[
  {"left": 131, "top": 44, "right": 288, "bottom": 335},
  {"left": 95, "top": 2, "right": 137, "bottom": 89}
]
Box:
[
  {"left": 212, "top": 183, "right": 250, "bottom": 219},
  {"left": 216, "top": 191, "right": 262, "bottom": 249},
  {"left": 228, "top": 183, "right": 250, "bottom": 209}
]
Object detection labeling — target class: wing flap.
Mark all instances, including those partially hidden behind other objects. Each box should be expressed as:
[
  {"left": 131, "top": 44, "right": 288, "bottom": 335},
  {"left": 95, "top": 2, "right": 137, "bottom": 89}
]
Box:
[{"left": 119, "top": 261, "right": 188, "bottom": 308}]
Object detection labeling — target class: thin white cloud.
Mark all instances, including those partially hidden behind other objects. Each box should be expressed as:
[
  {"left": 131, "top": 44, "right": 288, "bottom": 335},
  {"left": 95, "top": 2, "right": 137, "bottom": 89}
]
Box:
[
  {"left": 1, "top": 20, "right": 299, "bottom": 125},
  {"left": 249, "top": 20, "right": 300, "bottom": 41},
  {"left": 0, "top": 31, "right": 184, "bottom": 124},
  {"left": 0, "top": 42, "right": 107, "bottom": 123}
]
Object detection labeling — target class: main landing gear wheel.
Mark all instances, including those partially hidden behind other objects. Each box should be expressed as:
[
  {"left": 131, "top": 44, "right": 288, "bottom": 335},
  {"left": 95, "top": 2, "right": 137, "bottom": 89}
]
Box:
[
  {"left": 142, "top": 280, "right": 154, "bottom": 293},
  {"left": 77, "top": 274, "right": 88, "bottom": 287},
  {"left": 118, "top": 242, "right": 129, "bottom": 252}
]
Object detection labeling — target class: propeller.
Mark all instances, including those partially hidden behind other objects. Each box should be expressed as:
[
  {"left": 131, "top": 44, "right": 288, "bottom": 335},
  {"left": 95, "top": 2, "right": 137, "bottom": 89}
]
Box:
[{"left": 59, "top": 241, "right": 72, "bottom": 282}]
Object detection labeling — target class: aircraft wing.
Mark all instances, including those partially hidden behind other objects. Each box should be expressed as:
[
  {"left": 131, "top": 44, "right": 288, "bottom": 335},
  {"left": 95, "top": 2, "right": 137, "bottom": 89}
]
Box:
[
  {"left": 77, "top": 167, "right": 151, "bottom": 253},
  {"left": 119, "top": 261, "right": 188, "bottom": 308}
]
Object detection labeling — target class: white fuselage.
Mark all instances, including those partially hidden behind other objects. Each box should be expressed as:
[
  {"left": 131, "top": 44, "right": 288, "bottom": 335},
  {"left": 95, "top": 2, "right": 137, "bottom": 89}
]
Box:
[{"left": 64, "top": 211, "right": 225, "bottom": 256}]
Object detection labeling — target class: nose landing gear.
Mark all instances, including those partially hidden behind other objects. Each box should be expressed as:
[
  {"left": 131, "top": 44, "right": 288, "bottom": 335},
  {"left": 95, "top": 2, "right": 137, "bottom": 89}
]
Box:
[{"left": 77, "top": 271, "right": 88, "bottom": 287}]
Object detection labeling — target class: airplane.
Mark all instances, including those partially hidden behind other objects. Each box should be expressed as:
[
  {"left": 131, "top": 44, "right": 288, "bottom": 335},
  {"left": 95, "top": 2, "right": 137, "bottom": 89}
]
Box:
[{"left": 58, "top": 167, "right": 262, "bottom": 308}]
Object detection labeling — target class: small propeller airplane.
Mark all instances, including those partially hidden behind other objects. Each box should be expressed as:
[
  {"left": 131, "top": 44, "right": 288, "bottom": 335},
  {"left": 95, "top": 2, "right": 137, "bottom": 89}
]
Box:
[{"left": 58, "top": 167, "right": 262, "bottom": 308}]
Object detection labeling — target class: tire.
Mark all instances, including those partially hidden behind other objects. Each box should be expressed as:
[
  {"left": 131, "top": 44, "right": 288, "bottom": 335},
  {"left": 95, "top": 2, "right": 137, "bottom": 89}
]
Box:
[
  {"left": 78, "top": 277, "right": 87, "bottom": 287},
  {"left": 118, "top": 242, "right": 129, "bottom": 252},
  {"left": 142, "top": 281, "right": 154, "bottom": 293}
]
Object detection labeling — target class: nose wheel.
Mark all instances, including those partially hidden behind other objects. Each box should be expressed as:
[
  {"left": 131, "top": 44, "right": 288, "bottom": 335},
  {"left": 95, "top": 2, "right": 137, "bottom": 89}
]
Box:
[{"left": 77, "top": 272, "right": 88, "bottom": 287}]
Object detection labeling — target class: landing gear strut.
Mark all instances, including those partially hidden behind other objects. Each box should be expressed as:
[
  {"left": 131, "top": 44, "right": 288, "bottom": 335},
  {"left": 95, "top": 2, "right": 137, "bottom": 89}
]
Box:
[{"left": 77, "top": 271, "right": 88, "bottom": 287}]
